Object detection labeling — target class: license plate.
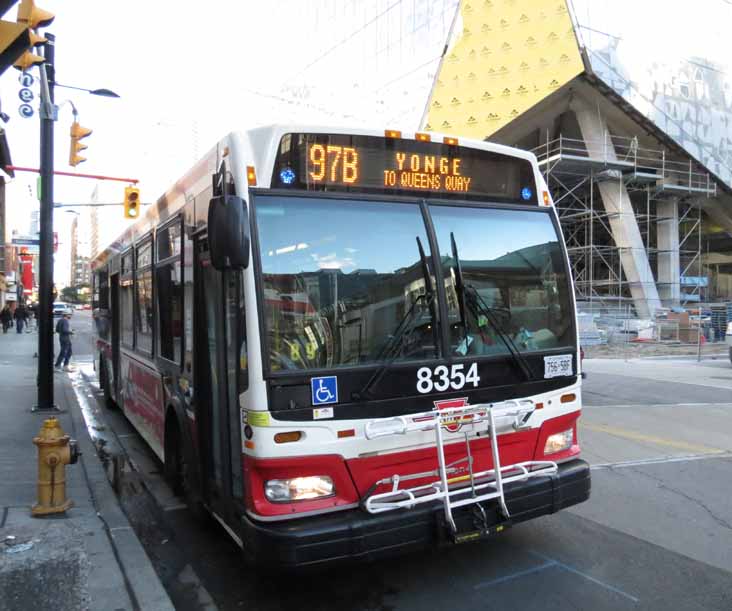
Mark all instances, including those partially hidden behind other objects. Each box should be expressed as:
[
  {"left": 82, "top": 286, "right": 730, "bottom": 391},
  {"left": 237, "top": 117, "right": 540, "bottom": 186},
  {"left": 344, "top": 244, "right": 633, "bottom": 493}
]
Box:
[{"left": 544, "top": 354, "right": 573, "bottom": 379}]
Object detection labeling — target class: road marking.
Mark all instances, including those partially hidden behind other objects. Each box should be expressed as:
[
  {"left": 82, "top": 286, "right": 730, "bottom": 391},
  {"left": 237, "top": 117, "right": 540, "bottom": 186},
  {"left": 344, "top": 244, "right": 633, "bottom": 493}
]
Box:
[
  {"left": 475, "top": 552, "right": 640, "bottom": 603},
  {"left": 474, "top": 561, "right": 556, "bottom": 589},
  {"left": 584, "top": 402, "right": 732, "bottom": 410},
  {"left": 591, "top": 451, "right": 732, "bottom": 470},
  {"left": 581, "top": 423, "right": 725, "bottom": 454},
  {"left": 529, "top": 551, "right": 640, "bottom": 603}
]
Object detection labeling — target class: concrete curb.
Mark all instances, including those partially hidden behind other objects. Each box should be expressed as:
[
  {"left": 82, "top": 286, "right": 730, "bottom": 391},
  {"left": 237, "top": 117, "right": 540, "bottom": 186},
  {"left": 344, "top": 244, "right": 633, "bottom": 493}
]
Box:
[{"left": 61, "top": 376, "right": 175, "bottom": 611}]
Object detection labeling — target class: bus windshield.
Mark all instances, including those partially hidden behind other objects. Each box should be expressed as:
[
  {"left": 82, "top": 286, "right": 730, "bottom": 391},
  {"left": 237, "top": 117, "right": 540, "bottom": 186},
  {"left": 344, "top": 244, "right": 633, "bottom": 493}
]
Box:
[
  {"left": 257, "top": 195, "right": 438, "bottom": 372},
  {"left": 429, "top": 205, "right": 574, "bottom": 357},
  {"left": 255, "top": 195, "right": 574, "bottom": 373}
]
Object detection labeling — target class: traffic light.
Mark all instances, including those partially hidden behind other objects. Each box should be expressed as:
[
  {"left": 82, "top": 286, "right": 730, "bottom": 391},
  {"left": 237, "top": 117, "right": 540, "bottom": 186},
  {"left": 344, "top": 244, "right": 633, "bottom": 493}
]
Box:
[
  {"left": 0, "top": 20, "right": 32, "bottom": 74},
  {"left": 12, "top": 0, "right": 53, "bottom": 72},
  {"left": 69, "top": 120, "right": 92, "bottom": 167},
  {"left": 124, "top": 186, "right": 140, "bottom": 219}
]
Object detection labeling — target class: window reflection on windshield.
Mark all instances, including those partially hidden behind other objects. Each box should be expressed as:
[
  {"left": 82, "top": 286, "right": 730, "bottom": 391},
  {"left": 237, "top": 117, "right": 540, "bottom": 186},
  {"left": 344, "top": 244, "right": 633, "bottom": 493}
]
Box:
[
  {"left": 256, "top": 196, "right": 439, "bottom": 371},
  {"left": 429, "top": 205, "right": 573, "bottom": 356}
]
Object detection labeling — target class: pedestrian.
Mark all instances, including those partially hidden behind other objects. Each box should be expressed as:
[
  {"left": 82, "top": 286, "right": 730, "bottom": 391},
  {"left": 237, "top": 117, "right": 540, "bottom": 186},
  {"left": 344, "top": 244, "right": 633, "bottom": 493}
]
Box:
[
  {"left": 54, "top": 312, "right": 74, "bottom": 371},
  {"left": 13, "top": 303, "right": 27, "bottom": 334},
  {"left": 0, "top": 305, "right": 11, "bottom": 333}
]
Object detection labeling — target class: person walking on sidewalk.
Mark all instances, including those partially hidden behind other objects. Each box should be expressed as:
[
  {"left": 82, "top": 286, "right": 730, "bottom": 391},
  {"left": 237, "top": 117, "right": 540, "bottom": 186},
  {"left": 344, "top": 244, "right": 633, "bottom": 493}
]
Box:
[
  {"left": 0, "top": 305, "right": 11, "bottom": 333},
  {"left": 14, "top": 303, "right": 28, "bottom": 333},
  {"left": 55, "top": 312, "right": 74, "bottom": 371}
]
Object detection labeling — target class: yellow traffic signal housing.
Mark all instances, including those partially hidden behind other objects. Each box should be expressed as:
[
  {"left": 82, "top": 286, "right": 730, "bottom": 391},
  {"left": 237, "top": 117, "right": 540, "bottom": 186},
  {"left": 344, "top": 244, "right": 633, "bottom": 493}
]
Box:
[
  {"left": 69, "top": 121, "right": 92, "bottom": 167},
  {"left": 10, "top": 0, "right": 53, "bottom": 73},
  {"left": 0, "top": 20, "right": 32, "bottom": 74},
  {"left": 16, "top": 0, "right": 54, "bottom": 29},
  {"left": 124, "top": 186, "right": 140, "bottom": 219}
]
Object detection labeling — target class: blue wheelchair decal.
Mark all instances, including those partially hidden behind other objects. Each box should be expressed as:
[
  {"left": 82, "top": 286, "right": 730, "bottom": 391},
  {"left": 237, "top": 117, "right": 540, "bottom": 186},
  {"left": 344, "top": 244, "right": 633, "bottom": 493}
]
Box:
[{"left": 311, "top": 376, "right": 338, "bottom": 406}]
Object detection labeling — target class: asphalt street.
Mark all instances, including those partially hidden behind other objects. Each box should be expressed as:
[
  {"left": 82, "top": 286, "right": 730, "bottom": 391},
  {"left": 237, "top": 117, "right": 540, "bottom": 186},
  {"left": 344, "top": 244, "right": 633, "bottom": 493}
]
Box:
[{"left": 68, "top": 311, "right": 732, "bottom": 611}]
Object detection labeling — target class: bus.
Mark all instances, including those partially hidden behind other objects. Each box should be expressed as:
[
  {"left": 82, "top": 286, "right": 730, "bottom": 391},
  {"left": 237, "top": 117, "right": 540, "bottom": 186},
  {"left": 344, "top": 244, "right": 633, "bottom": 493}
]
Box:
[{"left": 92, "top": 126, "right": 590, "bottom": 568}]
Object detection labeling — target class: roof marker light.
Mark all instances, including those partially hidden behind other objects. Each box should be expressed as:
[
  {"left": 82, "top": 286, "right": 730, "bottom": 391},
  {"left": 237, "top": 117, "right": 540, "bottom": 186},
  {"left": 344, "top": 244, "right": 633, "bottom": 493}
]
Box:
[
  {"left": 443, "top": 136, "right": 458, "bottom": 146},
  {"left": 385, "top": 129, "right": 401, "bottom": 139},
  {"left": 247, "top": 165, "right": 257, "bottom": 186},
  {"left": 542, "top": 190, "right": 551, "bottom": 206},
  {"left": 415, "top": 132, "right": 431, "bottom": 142}
]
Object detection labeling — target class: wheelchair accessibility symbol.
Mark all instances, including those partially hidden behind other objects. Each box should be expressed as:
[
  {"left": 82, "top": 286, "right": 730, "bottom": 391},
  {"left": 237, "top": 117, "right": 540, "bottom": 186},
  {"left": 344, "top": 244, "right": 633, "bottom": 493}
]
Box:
[{"left": 311, "top": 376, "right": 338, "bottom": 406}]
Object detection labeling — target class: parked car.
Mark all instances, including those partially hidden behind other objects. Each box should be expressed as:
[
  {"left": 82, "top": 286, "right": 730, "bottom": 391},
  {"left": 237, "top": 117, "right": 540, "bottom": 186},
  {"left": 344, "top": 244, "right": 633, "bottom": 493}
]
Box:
[{"left": 52, "top": 302, "right": 73, "bottom": 317}]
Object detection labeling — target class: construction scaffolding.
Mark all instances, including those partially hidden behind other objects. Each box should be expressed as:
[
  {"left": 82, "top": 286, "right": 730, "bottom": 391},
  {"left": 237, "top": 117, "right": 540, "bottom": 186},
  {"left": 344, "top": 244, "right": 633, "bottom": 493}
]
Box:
[{"left": 533, "top": 132, "right": 717, "bottom": 315}]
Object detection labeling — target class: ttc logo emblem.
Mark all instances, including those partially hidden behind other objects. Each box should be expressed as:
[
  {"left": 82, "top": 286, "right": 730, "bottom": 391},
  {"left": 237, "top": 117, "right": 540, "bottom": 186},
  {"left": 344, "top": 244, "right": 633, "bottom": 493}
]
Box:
[{"left": 434, "top": 397, "right": 472, "bottom": 433}]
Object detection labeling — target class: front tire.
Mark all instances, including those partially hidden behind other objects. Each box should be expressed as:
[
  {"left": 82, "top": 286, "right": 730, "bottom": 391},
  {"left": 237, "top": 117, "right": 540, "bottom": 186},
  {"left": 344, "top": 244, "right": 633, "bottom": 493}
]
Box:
[
  {"left": 165, "top": 419, "right": 208, "bottom": 521},
  {"left": 99, "top": 357, "right": 116, "bottom": 409}
]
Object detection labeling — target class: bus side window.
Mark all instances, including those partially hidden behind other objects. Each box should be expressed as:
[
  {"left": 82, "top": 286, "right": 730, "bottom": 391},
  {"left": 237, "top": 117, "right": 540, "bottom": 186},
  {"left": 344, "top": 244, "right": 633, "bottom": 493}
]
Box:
[{"left": 156, "top": 219, "right": 183, "bottom": 365}]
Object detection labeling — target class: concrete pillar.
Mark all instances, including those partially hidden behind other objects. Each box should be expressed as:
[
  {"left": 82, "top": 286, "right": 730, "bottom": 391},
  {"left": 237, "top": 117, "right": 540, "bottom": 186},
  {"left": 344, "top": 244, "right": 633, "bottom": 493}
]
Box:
[
  {"left": 656, "top": 198, "right": 680, "bottom": 307},
  {"left": 571, "top": 97, "right": 662, "bottom": 319}
]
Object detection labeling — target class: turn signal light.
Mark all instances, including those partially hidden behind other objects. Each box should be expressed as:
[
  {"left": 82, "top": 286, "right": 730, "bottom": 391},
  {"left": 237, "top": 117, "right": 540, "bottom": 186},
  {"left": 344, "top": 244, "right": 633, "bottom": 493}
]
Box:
[
  {"left": 560, "top": 393, "right": 576, "bottom": 404},
  {"left": 274, "top": 431, "right": 302, "bottom": 444},
  {"left": 246, "top": 165, "right": 257, "bottom": 186}
]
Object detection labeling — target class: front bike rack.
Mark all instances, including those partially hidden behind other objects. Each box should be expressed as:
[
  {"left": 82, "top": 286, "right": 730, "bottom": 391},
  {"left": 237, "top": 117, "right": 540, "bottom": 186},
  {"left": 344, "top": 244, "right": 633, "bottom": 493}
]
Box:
[{"left": 363, "top": 401, "right": 558, "bottom": 537}]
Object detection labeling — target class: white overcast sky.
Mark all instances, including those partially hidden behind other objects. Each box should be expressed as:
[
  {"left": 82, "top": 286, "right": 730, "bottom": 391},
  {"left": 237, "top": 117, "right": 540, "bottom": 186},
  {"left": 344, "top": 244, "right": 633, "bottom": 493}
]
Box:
[{"left": 0, "top": 1, "right": 340, "bottom": 283}]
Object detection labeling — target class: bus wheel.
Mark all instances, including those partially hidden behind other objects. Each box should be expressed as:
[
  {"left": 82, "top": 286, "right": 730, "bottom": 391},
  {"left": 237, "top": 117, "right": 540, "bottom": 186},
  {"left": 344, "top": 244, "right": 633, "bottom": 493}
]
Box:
[
  {"left": 165, "top": 420, "right": 207, "bottom": 521},
  {"left": 99, "top": 357, "right": 116, "bottom": 409}
]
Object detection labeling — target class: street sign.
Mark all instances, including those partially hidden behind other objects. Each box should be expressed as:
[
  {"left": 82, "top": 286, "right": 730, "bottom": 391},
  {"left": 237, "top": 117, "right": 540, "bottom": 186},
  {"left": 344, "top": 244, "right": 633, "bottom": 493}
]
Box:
[
  {"left": 18, "top": 88, "right": 34, "bottom": 103},
  {"left": 19, "top": 103, "right": 33, "bottom": 118},
  {"left": 12, "top": 237, "right": 40, "bottom": 246}
]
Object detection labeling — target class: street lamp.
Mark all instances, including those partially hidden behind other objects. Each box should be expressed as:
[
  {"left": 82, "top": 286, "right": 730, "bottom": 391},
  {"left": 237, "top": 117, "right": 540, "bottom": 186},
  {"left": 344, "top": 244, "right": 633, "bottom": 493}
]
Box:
[{"left": 54, "top": 83, "right": 120, "bottom": 98}]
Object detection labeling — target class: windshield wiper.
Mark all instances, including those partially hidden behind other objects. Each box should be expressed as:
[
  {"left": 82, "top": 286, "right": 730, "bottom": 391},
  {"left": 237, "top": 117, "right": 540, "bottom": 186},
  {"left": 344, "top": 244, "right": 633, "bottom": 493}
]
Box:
[
  {"left": 450, "top": 232, "right": 536, "bottom": 381},
  {"left": 353, "top": 237, "right": 437, "bottom": 401}
]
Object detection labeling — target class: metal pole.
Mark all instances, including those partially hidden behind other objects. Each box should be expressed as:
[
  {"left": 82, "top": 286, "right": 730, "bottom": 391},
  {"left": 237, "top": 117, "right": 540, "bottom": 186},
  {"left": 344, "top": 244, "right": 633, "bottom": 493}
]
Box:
[{"left": 35, "top": 33, "right": 57, "bottom": 411}]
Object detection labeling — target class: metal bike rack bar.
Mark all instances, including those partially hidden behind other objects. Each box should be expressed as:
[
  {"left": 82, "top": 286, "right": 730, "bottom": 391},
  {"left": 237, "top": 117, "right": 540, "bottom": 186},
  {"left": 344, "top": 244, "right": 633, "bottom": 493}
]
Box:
[{"left": 363, "top": 401, "right": 558, "bottom": 536}]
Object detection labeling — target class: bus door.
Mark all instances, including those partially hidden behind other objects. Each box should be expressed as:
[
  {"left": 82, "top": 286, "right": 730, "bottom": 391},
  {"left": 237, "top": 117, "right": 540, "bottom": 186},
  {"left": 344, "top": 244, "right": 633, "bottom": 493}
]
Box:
[
  {"left": 110, "top": 273, "right": 120, "bottom": 399},
  {"left": 194, "top": 236, "right": 240, "bottom": 520}
]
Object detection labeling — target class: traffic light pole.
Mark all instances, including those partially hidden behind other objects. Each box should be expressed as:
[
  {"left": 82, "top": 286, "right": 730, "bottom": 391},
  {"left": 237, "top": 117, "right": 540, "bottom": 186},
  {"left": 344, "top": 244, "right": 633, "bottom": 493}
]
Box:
[{"left": 35, "top": 31, "right": 56, "bottom": 411}]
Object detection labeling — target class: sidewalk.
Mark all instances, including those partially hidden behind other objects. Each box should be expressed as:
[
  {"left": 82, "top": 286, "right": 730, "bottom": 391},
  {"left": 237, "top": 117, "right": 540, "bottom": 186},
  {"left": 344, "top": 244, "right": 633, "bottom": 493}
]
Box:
[{"left": 0, "top": 330, "right": 174, "bottom": 610}]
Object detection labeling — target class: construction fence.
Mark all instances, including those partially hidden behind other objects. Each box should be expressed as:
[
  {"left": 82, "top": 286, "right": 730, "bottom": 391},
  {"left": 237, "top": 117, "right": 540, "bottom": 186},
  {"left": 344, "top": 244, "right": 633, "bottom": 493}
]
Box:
[{"left": 578, "top": 301, "right": 732, "bottom": 359}]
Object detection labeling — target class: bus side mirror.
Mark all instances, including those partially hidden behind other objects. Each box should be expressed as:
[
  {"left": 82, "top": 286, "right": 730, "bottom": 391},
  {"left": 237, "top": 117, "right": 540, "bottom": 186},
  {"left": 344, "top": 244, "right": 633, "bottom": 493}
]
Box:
[{"left": 208, "top": 195, "right": 250, "bottom": 270}]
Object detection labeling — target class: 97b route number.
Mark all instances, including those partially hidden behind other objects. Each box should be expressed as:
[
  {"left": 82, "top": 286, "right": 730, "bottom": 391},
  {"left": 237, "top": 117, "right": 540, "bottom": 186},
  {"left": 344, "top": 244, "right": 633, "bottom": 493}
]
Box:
[{"left": 416, "top": 363, "right": 480, "bottom": 394}]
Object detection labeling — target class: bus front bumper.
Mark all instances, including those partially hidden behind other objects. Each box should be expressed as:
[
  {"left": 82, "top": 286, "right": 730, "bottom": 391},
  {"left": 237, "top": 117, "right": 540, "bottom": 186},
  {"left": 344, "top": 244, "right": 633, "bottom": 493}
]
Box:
[{"left": 240, "top": 458, "right": 590, "bottom": 569}]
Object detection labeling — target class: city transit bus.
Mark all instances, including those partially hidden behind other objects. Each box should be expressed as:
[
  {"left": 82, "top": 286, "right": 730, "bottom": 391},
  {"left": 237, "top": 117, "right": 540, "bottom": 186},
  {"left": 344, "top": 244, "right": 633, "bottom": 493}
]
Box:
[{"left": 91, "top": 125, "right": 590, "bottom": 568}]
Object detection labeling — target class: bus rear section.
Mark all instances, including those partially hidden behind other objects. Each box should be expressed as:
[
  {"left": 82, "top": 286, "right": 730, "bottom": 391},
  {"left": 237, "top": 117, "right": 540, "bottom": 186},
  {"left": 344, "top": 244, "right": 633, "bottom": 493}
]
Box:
[{"left": 235, "top": 130, "right": 590, "bottom": 567}]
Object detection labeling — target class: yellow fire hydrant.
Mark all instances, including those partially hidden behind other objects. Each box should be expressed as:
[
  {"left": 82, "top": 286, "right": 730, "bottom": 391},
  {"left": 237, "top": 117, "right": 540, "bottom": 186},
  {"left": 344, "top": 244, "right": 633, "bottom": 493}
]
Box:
[{"left": 32, "top": 417, "right": 79, "bottom": 516}]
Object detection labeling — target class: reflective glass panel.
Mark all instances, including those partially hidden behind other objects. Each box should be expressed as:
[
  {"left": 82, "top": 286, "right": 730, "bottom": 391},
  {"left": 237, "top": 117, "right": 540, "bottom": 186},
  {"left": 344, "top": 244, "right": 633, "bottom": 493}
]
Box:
[
  {"left": 429, "top": 205, "right": 574, "bottom": 357},
  {"left": 256, "top": 195, "right": 439, "bottom": 371}
]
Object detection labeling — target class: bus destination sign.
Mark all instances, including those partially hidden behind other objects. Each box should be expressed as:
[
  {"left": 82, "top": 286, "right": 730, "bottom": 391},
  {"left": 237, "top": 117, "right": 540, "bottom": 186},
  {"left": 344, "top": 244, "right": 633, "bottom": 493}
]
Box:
[{"left": 271, "top": 133, "right": 538, "bottom": 203}]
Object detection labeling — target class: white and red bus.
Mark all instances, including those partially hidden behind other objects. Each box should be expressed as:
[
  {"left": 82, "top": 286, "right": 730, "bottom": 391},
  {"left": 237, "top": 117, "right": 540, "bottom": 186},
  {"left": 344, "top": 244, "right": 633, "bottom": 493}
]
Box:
[{"left": 92, "top": 126, "right": 590, "bottom": 568}]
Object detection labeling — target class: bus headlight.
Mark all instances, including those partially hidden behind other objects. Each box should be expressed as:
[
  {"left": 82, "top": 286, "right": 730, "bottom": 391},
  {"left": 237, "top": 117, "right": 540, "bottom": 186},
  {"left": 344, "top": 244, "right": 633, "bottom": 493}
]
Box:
[
  {"left": 264, "top": 476, "right": 335, "bottom": 502},
  {"left": 544, "top": 429, "right": 573, "bottom": 455}
]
